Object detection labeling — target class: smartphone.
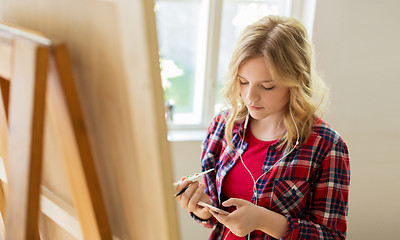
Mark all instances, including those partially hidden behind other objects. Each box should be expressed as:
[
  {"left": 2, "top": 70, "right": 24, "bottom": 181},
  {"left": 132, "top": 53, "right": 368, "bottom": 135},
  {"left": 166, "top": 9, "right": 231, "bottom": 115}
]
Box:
[{"left": 198, "top": 201, "right": 229, "bottom": 215}]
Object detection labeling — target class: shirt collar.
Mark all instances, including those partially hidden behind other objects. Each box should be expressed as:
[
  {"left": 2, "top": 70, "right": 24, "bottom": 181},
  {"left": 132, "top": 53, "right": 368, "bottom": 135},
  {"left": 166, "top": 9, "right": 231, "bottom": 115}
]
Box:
[{"left": 232, "top": 119, "right": 286, "bottom": 151}]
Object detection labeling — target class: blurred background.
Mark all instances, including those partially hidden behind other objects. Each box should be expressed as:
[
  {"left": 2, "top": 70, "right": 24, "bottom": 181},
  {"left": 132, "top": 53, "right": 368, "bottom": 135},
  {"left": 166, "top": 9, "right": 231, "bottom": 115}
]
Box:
[
  {"left": 0, "top": 0, "right": 397, "bottom": 239},
  {"left": 157, "top": 0, "right": 400, "bottom": 239}
]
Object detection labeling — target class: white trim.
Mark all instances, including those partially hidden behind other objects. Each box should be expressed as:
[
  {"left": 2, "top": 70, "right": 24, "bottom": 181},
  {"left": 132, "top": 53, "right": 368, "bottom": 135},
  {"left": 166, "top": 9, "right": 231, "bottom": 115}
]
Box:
[
  {"left": 191, "top": 0, "right": 209, "bottom": 126},
  {"left": 289, "top": 0, "right": 317, "bottom": 38},
  {"left": 301, "top": 0, "right": 317, "bottom": 39},
  {"left": 167, "top": 129, "right": 206, "bottom": 142},
  {"left": 0, "top": 22, "right": 52, "bottom": 46},
  {"left": 40, "top": 187, "right": 83, "bottom": 240},
  {"left": 201, "top": 0, "right": 223, "bottom": 126},
  {"left": 40, "top": 186, "right": 122, "bottom": 240},
  {"left": 280, "top": 0, "right": 293, "bottom": 17},
  {"left": 0, "top": 157, "right": 7, "bottom": 183}
]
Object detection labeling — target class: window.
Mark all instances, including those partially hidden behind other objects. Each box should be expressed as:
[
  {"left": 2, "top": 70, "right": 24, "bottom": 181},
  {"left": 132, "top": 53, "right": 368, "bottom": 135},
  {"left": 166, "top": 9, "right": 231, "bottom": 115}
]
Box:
[
  {"left": 156, "top": 0, "right": 203, "bottom": 126},
  {"left": 155, "top": 0, "right": 316, "bottom": 134}
]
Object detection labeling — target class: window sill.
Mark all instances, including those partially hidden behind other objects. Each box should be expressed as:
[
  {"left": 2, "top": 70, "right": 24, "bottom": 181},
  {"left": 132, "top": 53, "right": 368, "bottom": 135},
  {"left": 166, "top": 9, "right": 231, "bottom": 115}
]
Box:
[{"left": 167, "top": 129, "right": 206, "bottom": 142}]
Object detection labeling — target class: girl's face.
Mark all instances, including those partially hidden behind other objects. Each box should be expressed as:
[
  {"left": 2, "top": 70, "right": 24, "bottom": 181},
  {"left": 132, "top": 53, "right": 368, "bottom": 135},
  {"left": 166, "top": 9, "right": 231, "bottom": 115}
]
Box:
[{"left": 238, "top": 56, "right": 290, "bottom": 122}]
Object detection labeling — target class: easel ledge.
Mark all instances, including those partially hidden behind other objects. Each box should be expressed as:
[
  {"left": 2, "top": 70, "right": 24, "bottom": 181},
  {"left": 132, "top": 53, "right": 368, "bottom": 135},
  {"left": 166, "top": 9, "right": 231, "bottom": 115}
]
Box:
[{"left": 0, "top": 22, "right": 51, "bottom": 46}]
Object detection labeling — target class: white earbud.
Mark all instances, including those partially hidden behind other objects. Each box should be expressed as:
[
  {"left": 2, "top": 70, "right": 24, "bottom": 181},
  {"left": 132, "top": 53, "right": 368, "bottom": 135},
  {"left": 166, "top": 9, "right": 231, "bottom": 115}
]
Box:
[
  {"left": 244, "top": 113, "right": 250, "bottom": 130},
  {"left": 289, "top": 105, "right": 300, "bottom": 147}
]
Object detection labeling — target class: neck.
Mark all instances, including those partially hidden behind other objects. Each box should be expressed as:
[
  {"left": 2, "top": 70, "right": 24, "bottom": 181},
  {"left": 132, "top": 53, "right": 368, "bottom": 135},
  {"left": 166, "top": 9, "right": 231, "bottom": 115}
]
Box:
[{"left": 249, "top": 115, "right": 285, "bottom": 141}]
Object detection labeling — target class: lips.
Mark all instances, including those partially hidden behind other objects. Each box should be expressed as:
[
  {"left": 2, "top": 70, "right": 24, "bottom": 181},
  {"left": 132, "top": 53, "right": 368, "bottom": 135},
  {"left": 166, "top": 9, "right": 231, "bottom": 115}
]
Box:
[{"left": 247, "top": 105, "right": 263, "bottom": 111}]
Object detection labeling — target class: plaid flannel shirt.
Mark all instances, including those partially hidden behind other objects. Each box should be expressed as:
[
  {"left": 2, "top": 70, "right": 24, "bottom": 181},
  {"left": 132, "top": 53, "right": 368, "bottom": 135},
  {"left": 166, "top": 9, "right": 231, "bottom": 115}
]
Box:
[{"left": 191, "top": 113, "right": 350, "bottom": 239}]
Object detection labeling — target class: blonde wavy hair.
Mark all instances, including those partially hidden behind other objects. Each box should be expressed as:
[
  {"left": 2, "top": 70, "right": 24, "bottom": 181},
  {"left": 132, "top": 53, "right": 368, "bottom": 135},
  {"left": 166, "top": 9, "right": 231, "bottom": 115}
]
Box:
[{"left": 223, "top": 15, "right": 328, "bottom": 150}]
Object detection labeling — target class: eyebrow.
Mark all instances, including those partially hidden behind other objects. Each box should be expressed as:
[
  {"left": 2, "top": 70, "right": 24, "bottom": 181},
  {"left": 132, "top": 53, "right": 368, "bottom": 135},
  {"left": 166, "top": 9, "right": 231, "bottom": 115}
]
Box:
[{"left": 237, "top": 75, "right": 274, "bottom": 83}]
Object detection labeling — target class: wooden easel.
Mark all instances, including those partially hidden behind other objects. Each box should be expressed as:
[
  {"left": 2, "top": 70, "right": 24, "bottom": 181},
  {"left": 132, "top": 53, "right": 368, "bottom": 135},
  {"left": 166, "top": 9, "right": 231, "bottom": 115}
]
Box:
[{"left": 0, "top": 22, "right": 112, "bottom": 239}]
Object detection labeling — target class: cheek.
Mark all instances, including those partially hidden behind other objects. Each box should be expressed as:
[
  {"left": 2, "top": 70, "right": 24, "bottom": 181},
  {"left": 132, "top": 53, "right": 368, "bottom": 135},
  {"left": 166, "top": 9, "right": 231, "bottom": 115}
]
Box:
[
  {"left": 239, "top": 86, "right": 246, "bottom": 99},
  {"left": 279, "top": 90, "right": 290, "bottom": 103},
  {"left": 276, "top": 87, "right": 290, "bottom": 100},
  {"left": 265, "top": 90, "right": 290, "bottom": 107}
]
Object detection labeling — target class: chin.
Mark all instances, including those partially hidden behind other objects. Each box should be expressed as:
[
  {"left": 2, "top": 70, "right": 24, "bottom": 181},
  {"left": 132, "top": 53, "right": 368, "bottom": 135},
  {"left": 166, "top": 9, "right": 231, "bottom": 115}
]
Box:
[{"left": 248, "top": 111, "right": 269, "bottom": 120}]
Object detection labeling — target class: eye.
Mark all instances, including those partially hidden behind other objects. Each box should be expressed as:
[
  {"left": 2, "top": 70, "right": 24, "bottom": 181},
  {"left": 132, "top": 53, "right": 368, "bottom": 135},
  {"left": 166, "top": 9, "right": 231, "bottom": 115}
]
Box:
[
  {"left": 262, "top": 85, "right": 276, "bottom": 91},
  {"left": 238, "top": 77, "right": 248, "bottom": 85}
]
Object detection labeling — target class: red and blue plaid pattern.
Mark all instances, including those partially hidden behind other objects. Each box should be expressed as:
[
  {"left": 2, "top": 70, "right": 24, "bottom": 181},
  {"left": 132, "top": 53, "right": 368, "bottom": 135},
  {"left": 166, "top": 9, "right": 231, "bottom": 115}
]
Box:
[{"left": 191, "top": 113, "right": 350, "bottom": 240}]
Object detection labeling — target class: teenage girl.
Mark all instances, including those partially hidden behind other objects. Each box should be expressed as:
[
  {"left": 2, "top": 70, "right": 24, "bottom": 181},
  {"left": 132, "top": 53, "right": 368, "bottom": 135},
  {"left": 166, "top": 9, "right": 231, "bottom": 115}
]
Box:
[{"left": 175, "top": 15, "right": 350, "bottom": 240}]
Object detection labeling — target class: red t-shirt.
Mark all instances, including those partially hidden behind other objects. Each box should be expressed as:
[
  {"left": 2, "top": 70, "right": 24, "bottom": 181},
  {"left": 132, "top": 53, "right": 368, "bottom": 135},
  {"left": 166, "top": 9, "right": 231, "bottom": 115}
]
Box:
[{"left": 221, "top": 127, "right": 278, "bottom": 239}]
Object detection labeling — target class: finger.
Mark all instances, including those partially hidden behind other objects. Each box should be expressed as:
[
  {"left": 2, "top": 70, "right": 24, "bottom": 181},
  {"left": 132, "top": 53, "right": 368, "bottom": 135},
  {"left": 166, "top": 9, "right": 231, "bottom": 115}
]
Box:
[
  {"left": 209, "top": 209, "right": 227, "bottom": 224},
  {"left": 209, "top": 209, "right": 220, "bottom": 222},
  {"left": 175, "top": 181, "right": 196, "bottom": 198},
  {"left": 198, "top": 206, "right": 211, "bottom": 216},
  {"left": 187, "top": 182, "right": 206, "bottom": 212},
  {"left": 174, "top": 180, "right": 193, "bottom": 199},
  {"left": 222, "top": 198, "right": 246, "bottom": 208},
  {"left": 175, "top": 179, "right": 191, "bottom": 192},
  {"left": 179, "top": 181, "right": 199, "bottom": 209}
]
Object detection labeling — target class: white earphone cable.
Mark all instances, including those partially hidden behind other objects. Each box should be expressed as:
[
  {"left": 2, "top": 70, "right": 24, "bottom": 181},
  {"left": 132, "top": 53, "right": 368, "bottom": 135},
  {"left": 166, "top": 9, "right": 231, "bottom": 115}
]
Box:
[{"left": 224, "top": 107, "right": 299, "bottom": 240}]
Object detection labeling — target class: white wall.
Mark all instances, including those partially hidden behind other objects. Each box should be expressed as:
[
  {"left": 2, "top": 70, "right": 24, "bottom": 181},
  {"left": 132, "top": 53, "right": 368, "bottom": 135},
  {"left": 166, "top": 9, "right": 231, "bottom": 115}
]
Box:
[
  {"left": 170, "top": 1, "right": 400, "bottom": 239},
  {"left": 312, "top": 0, "right": 400, "bottom": 239},
  {"left": 170, "top": 140, "right": 211, "bottom": 240}
]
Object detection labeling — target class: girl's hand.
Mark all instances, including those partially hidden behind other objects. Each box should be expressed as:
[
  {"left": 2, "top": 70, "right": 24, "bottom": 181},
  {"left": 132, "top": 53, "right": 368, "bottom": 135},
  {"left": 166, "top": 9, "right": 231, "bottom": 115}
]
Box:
[
  {"left": 208, "top": 198, "right": 261, "bottom": 237},
  {"left": 175, "top": 179, "right": 212, "bottom": 220},
  {"left": 209, "top": 198, "right": 288, "bottom": 239}
]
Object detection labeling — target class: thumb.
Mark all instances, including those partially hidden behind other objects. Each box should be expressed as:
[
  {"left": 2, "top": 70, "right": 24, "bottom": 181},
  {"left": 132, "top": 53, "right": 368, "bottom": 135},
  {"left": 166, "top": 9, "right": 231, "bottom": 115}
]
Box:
[{"left": 222, "top": 198, "right": 247, "bottom": 208}]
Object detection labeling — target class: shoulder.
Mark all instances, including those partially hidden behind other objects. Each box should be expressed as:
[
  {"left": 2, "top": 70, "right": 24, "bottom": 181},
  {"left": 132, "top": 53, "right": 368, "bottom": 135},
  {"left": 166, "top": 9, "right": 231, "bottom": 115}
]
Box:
[
  {"left": 207, "top": 110, "right": 243, "bottom": 134},
  {"left": 309, "top": 119, "right": 350, "bottom": 183},
  {"left": 202, "top": 112, "right": 228, "bottom": 147},
  {"left": 311, "top": 118, "right": 345, "bottom": 146},
  {"left": 212, "top": 111, "right": 228, "bottom": 124},
  {"left": 305, "top": 118, "right": 349, "bottom": 159},
  {"left": 203, "top": 111, "right": 244, "bottom": 148},
  {"left": 207, "top": 112, "right": 227, "bottom": 133}
]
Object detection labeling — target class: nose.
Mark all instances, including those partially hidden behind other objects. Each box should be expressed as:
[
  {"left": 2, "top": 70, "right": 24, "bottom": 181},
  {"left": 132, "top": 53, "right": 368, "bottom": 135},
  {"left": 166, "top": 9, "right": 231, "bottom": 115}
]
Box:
[{"left": 245, "top": 84, "right": 260, "bottom": 105}]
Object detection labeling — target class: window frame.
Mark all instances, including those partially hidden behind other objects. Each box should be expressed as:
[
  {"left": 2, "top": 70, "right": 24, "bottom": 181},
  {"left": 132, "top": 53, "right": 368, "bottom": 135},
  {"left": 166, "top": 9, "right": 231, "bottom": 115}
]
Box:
[{"left": 163, "top": 0, "right": 317, "bottom": 139}]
